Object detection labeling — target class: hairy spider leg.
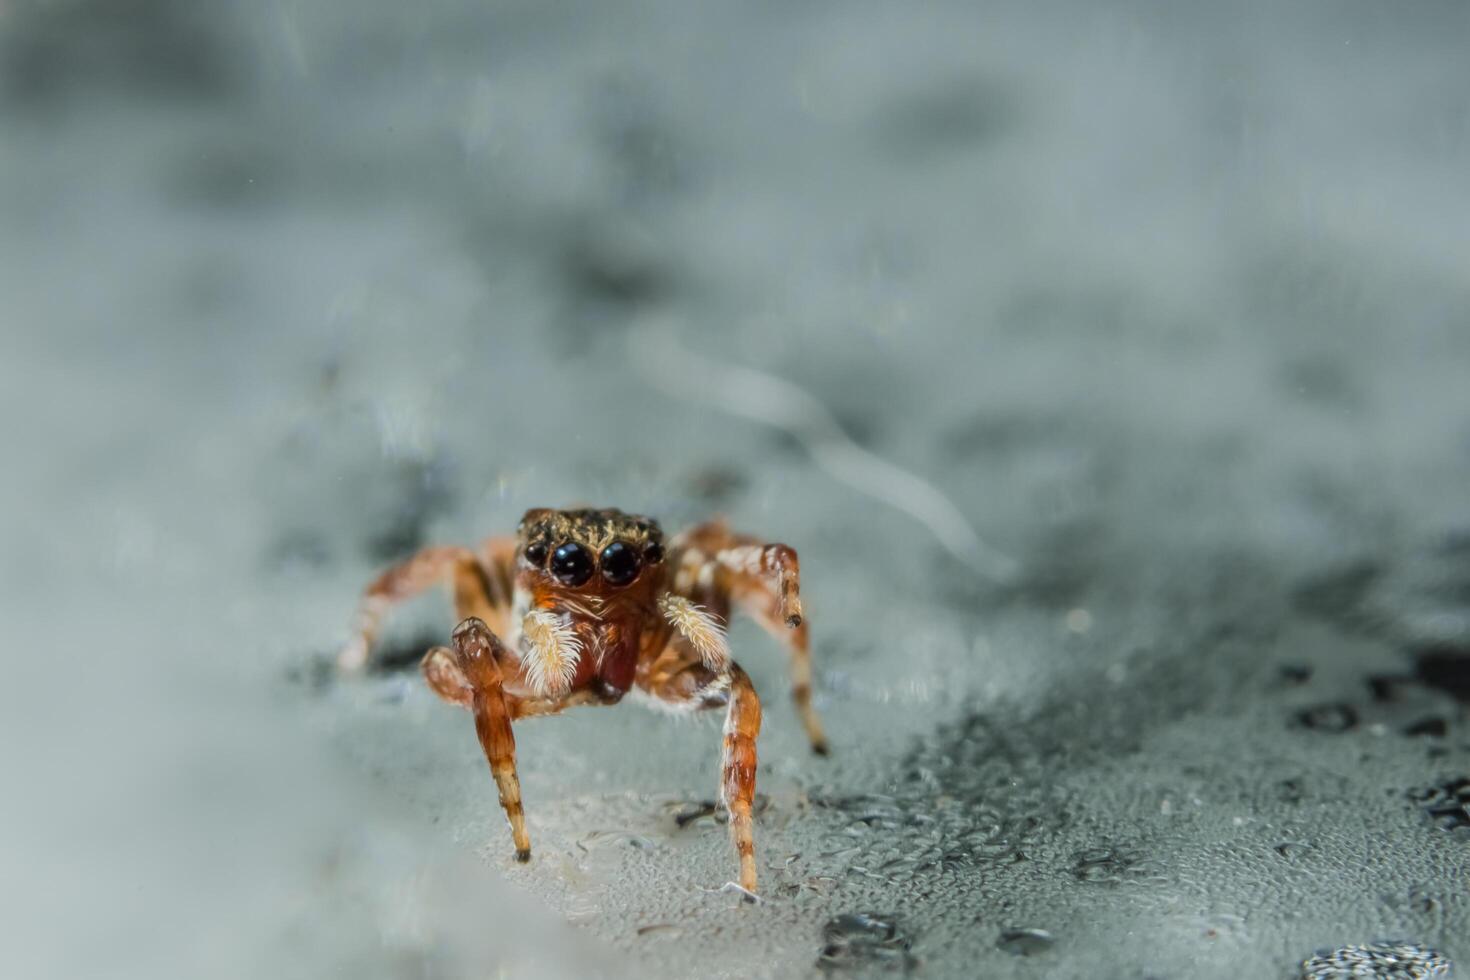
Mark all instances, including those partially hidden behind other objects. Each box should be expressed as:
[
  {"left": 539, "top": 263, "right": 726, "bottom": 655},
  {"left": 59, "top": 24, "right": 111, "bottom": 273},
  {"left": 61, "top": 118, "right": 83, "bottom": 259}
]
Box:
[
  {"left": 673, "top": 521, "right": 827, "bottom": 754},
  {"left": 338, "top": 538, "right": 516, "bottom": 671},
  {"left": 636, "top": 639, "right": 763, "bottom": 892}
]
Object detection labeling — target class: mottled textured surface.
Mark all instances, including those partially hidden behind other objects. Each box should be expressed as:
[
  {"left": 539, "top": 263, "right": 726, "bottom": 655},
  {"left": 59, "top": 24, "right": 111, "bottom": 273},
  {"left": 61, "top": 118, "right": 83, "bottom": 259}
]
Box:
[{"left": 5, "top": 1, "right": 1469, "bottom": 978}]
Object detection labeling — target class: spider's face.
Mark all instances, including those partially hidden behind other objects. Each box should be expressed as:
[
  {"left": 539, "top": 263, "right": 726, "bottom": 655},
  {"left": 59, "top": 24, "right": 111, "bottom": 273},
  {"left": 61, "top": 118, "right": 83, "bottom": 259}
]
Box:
[{"left": 515, "top": 507, "right": 666, "bottom": 595}]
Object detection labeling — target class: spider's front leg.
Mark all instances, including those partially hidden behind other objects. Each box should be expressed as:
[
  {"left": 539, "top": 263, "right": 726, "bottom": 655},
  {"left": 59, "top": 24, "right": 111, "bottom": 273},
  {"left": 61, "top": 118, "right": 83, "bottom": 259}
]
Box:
[
  {"left": 636, "top": 640, "right": 763, "bottom": 893},
  {"left": 422, "top": 617, "right": 532, "bottom": 861}
]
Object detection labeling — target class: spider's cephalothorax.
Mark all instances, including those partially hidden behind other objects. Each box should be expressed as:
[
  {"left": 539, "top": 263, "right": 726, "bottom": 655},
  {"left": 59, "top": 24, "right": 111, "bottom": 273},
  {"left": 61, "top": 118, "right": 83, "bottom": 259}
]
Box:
[
  {"left": 339, "top": 506, "right": 824, "bottom": 894},
  {"left": 510, "top": 508, "right": 669, "bottom": 698}
]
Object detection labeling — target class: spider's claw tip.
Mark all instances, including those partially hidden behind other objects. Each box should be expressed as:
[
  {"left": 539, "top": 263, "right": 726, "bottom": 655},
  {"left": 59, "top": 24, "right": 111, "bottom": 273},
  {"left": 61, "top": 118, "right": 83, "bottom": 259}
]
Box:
[
  {"left": 785, "top": 614, "right": 802, "bottom": 628},
  {"left": 811, "top": 740, "right": 830, "bottom": 757},
  {"left": 515, "top": 848, "right": 531, "bottom": 863}
]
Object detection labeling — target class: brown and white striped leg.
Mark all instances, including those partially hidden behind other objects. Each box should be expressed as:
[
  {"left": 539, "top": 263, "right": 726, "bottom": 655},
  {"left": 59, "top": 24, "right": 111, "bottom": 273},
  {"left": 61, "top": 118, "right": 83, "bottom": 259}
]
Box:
[
  {"left": 674, "top": 522, "right": 826, "bottom": 754},
  {"left": 423, "top": 617, "right": 533, "bottom": 860},
  {"left": 636, "top": 643, "right": 762, "bottom": 893},
  {"left": 339, "top": 543, "right": 509, "bottom": 671},
  {"left": 739, "top": 592, "right": 826, "bottom": 755},
  {"left": 721, "top": 664, "right": 762, "bottom": 893}
]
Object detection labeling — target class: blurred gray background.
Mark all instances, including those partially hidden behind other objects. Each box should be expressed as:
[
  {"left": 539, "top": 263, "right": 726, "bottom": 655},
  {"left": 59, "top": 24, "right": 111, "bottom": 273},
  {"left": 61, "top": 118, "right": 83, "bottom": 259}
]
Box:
[{"left": 4, "top": 1, "right": 1469, "bottom": 978}]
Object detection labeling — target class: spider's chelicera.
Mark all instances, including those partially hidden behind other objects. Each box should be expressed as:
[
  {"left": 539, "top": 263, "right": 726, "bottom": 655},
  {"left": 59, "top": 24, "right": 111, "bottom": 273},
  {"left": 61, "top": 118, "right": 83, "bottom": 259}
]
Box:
[{"left": 339, "top": 507, "right": 825, "bottom": 894}]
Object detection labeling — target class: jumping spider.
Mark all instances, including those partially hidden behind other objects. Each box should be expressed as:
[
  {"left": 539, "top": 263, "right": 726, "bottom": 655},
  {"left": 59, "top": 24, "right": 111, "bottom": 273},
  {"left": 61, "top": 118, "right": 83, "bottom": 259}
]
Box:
[{"left": 339, "top": 507, "right": 827, "bottom": 894}]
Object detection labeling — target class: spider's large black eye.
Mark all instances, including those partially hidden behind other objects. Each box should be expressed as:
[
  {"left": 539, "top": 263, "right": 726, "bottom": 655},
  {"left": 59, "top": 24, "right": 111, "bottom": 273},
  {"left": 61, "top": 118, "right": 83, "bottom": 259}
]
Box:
[
  {"left": 523, "top": 541, "right": 548, "bottom": 567},
  {"left": 550, "top": 541, "right": 594, "bottom": 586},
  {"left": 600, "top": 541, "right": 640, "bottom": 586}
]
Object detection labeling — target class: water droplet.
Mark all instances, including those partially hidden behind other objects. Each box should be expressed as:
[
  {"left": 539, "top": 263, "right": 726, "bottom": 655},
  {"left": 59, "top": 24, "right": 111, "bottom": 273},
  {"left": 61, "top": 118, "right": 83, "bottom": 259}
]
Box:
[
  {"left": 1072, "top": 847, "right": 1133, "bottom": 882},
  {"left": 1300, "top": 941, "right": 1451, "bottom": 979},
  {"left": 817, "top": 913, "right": 915, "bottom": 971},
  {"left": 996, "top": 928, "right": 1054, "bottom": 956},
  {"left": 1407, "top": 777, "right": 1470, "bottom": 833},
  {"left": 1293, "top": 703, "right": 1359, "bottom": 733}
]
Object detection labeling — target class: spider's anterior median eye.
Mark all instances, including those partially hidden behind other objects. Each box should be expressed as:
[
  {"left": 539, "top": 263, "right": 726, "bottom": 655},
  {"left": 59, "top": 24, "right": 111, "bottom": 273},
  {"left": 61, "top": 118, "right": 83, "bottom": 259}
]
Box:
[
  {"left": 600, "top": 541, "right": 640, "bottom": 586},
  {"left": 550, "top": 541, "right": 594, "bottom": 586},
  {"left": 523, "top": 541, "right": 548, "bottom": 567}
]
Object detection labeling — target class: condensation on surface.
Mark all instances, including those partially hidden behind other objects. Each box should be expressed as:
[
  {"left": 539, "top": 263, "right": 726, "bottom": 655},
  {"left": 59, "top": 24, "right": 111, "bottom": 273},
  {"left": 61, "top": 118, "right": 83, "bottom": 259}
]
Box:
[{"left": 5, "top": 1, "right": 1469, "bottom": 978}]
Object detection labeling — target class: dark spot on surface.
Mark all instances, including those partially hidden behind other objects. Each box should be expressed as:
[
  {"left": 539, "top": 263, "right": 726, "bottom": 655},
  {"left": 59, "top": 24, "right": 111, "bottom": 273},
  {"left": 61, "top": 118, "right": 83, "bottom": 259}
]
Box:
[
  {"left": 1292, "top": 561, "right": 1383, "bottom": 632},
  {"left": 559, "top": 232, "right": 670, "bottom": 312},
  {"left": 686, "top": 466, "right": 745, "bottom": 503},
  {"left": 549, "top": 224, "right": 676, "bottom": 348},
  {"left": 1412, "top": 646, "right": 1470, "bottom": 703},
  {"left": 283, "top": 653, "right": 336, "bottom": 695},
  {"left": 996, "top": 928, "right": 1054, "bottom": 957},
  {"left": 1293, "top": 703, "right": 1359, "bottom": 733},
  {"left": 1408, "top": 889, "right": 1440, "bottom": 915},
  {"left": 873, "top": 75, "right": 1019, "bottom": 160},
  {"left": 1280, "top": 664, "right": 1313, "bottom": 685},
  {"left": 1407, "top": 777, "right": 1470, "bottom": 832},
  {"left": 1404, "top": 717, "right": 1449, "bottom": 738},
  {"left": 369, "top": 631, "right": 444, "bottom": 675},
  {"left": 670, "top": 800, "right": 718, "bottom": 828},
  {"left": 958, "top": 543, "right": 1095, "bottom": 610},
  {"left": 1274, "top": 841, "right": 1314, "bottom": 859},
  {"left": 1279, "top": 778, "right": 1306, "bottom": 803},
  {"left": 668, "top": 796, "right": 767, "bottom": 828},
  {"left": 0, "top": 0, "right": 238, "bottom": 109},
  {"left": 267, "top": 529, "right": 333, "bottom": 573},
  {"left": 1368, "top": 674, "right": 1414, "bottom": 703},
  {"left": 817, "top": 913, "right": 915, "bottom": 972},
  {"left": 362, "top": 454, "right": 457, "bottom": 562},
  {"left": 1070, "top": 846, "right": 1145, "bottom": 884}
]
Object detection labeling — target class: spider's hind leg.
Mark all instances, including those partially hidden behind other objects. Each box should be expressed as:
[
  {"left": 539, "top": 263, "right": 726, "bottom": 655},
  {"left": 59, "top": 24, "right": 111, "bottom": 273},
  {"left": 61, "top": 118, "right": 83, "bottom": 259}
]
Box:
[{"left": 338, "top": 538, "right": 514, "bottom": 671}]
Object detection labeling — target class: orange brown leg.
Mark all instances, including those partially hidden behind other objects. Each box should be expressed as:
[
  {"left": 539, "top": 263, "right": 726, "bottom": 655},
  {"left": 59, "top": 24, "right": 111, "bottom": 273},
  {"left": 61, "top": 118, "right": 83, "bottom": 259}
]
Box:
[
  {"left": 674, "top": 522, "right": 826, "bottom": 754},
  {"left": 722, "top": 664, "right": 763, "bottom": 893},
  {"left": 338, "top": 544, "right": 508, "bottom": 671},
  {"left": 739, "top": 589, "right": 826, "bottom": 755},
  {"left": 636, "top": 642, "right": 763, "bottom": 892},
  {"left": 423, "top": 617, "right": 532, "bottom": 860}
]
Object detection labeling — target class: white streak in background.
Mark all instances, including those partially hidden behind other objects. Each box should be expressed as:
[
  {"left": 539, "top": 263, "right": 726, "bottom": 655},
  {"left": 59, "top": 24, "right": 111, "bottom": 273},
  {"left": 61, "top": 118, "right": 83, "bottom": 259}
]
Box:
[{"left": 632, "top": 323, "right": 1018, "bottom": 581}]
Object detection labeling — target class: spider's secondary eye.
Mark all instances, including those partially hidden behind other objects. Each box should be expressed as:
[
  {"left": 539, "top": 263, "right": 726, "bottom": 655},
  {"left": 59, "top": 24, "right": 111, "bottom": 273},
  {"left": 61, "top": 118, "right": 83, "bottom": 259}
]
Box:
[
  {"left": 550, "top": 542, "right": 594, "bottom": 586},
  {"left": 600, "top": 541, "right": 640, "bottom": 586},
  {"left": 524, "top": 541, "right": 548, "bottom": 566},
  {"left": 643, "top": 542, "right": 664, "bottom": 565}
]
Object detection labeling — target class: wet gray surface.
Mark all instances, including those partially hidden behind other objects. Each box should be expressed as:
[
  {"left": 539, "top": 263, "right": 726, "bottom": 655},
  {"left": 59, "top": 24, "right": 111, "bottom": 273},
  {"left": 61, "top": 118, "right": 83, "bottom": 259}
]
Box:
[{"left": 5, "top": 1, "right": 1470, "bottom": 977}]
